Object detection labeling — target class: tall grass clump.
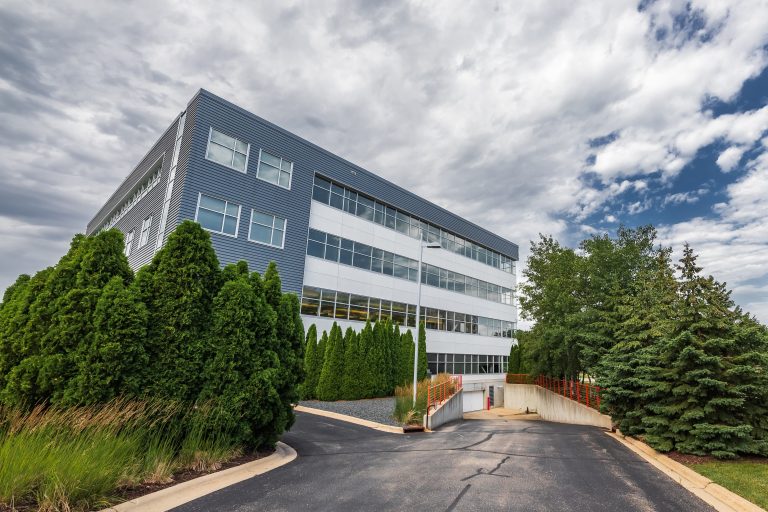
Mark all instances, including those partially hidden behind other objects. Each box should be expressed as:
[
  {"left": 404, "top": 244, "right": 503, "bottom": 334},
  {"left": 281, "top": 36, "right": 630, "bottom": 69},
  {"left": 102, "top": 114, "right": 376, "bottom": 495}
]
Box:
[
  {"left": 0, "top": 399, "right": 241, "bottom": 511},
  {"left": 393, "top": 373, "right": 456, "bottom": 425}
]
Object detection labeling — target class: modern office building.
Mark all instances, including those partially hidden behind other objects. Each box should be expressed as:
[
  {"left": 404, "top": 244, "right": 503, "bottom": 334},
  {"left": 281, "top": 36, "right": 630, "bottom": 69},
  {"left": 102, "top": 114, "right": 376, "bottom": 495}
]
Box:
[{"left": 86, "top": 90, "right": 519, "bottom": 411}]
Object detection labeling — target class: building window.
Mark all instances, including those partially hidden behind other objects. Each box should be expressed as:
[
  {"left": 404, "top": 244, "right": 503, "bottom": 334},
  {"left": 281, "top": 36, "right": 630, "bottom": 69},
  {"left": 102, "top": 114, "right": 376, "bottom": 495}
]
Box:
[
  {"left": 248, "top": 210, "right": 286, "bottom": 248},
  {"left": 312, "top": 175, "right": 516, "bottom": 273},
  {"left": 124, "top": 229, "right": 135, "bottom": 256},
  {"left": 256, "top": 150, "right": 292, "bottom": 189},
  {"left": 205, "top": 128, "right": 249, "bottom": 172},
  {"left": 139, "top": 216, "right": 152, "bottom": 248},
  {"left": 196, "top": 194, "right": 240, "bottom": 236}
]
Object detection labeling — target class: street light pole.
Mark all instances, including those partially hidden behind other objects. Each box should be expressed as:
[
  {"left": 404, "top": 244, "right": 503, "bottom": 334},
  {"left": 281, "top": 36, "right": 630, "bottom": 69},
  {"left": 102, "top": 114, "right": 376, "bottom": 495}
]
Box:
[{"left": 413, "top": 239, "right": 440, "bottom": 406}]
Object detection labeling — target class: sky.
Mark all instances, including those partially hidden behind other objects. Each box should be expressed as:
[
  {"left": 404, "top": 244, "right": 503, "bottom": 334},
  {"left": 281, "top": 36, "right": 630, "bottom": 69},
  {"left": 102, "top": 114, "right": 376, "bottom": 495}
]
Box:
[{"left": 1, "top": 0, "right": 767, "bottom": 324}]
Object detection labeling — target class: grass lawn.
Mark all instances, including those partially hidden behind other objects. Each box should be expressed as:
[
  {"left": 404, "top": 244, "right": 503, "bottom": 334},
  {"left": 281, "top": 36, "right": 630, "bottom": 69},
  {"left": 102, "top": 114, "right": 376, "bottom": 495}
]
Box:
[{"left": 686, "top": 461, "right": 768, "bottom": 510}]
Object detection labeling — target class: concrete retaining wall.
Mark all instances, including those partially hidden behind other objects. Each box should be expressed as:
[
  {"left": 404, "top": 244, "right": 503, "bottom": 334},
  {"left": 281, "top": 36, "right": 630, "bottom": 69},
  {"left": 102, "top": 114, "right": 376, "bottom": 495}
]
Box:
[
  {"left": 504, "top": 384, "right": 612, "bottom": 429},
  {"left": 426, "top": 389, "right": 464, "bottom": 430}
]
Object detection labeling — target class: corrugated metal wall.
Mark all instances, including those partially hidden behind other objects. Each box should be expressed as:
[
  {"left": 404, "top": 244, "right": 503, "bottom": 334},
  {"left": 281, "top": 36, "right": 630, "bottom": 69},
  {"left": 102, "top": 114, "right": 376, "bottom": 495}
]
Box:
[{"left": 88, "top": 89, "right": 519, "bottom": 294}]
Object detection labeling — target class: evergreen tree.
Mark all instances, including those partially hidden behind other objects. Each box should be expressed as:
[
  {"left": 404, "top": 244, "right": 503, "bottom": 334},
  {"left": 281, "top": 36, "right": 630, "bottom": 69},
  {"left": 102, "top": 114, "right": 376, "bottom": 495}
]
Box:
[
  {"left": 199, "top": 274, "right": 284, "bottom": 448},
  {"left": 64, "top": 277, "right": 149, "bottom": 404},
  {"left": 598, "top": 248, "right": 677, "bottom": 436},
  {"left": 316, "top": 330, "right": 328, "bottom": 394},
  {"left": 341, "top": 327, "right": 361, "bottom": 399},
  {"left": 398, "top": 329, "right": 415, "bottom": 388},
  {"left": 417, "top": 322, "right": 428, "bottom": 380},
  {"left": 302, "top": 324, "right": 319, "bottom": 399},
  {"left": 370, "top": 321, "right": 389, "bottom": 396},
  {"left": 143, "top": 220, "right": 221, "bottom": 401},
  {"left": 275, "top": 293, "right": 305, "bottom": 429},
  {"left": 317, "top": 323, "right": 345, "bottom": 401},
  {"left": 262, "top": 261, "right": 282, "bottom": 311},
  {"left": 642, "top": 245, "right": 768, "bottom": 457},
  {"left": 508, "top": 343, "right": 521, "bottom": 374},
  {"left": 357, "top": 321, "right": 375, "bottom": 398}
]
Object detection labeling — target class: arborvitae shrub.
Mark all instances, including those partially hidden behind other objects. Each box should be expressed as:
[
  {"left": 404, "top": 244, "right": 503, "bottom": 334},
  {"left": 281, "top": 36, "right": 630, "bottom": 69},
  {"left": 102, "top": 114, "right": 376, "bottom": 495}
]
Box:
[
  {"left": 317, "top": 323, "right": 345, "bottom": 401},
  {"left": 302, "top": 325, "right": 319, "bottom": 399}
]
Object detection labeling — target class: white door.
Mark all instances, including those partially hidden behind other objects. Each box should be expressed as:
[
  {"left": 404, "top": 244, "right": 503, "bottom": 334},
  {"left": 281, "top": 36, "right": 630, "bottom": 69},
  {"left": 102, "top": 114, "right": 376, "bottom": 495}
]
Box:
[{"left": 463, "top": 390, "right": 484, "bottom": 412}]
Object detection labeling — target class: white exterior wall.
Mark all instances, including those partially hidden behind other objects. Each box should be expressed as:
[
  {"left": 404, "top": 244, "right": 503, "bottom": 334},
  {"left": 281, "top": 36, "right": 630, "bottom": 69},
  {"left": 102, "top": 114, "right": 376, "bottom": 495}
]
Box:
[{"left": 302, "top": 201, "right": 517, "bottom": 387}]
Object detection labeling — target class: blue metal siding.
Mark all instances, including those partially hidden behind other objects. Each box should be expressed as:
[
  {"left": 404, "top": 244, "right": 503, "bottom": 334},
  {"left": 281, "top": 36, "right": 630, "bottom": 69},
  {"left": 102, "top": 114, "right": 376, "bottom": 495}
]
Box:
[
  {"left": 189, "top": 90, "right": 518, "bottom": 260},
  {"left": 175, "top": 94, "right": 312, "bottom": 294},
  {"left": 86, "top": 118, "right": 180, "bottom": 270}
]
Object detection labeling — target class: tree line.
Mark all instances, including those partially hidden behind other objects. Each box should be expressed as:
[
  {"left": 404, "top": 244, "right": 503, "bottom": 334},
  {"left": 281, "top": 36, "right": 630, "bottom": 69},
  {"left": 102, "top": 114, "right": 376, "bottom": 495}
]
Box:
[
  {"left": 517, "top": 226, "right": 768, "bottom": 458},
  {"left": 302, "top": 320, "right": 427, "bottom": 401},
  {"left": 0, "top": 221, "right": 304, "bottom": 450}
]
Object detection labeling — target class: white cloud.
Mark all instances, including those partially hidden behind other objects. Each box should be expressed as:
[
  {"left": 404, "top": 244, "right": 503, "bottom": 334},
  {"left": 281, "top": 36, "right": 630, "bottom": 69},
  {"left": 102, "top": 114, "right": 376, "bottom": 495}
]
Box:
[{"left": 716, "top": 146, "right": 746, "bottom": 172}]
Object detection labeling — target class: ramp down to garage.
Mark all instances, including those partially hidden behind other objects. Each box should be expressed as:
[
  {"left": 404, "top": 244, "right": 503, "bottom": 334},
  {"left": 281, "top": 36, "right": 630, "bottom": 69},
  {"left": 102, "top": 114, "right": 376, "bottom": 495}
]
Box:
[{"left": 504, "top": 383, "right": 612, "bottom": 429}]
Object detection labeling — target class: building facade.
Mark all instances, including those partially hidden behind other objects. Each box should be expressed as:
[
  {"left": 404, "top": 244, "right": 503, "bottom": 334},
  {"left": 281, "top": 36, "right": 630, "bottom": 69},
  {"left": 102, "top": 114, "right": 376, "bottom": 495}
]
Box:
[{"left": 87, "top": 90, "right": 519, "bottom": 410}]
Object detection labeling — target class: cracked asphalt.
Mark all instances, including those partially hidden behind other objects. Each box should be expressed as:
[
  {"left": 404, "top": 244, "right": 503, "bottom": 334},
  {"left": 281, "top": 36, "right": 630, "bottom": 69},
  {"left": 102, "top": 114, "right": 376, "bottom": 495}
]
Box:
[{"left": 173, "top": 412, "right": 714, "bottom": 512}]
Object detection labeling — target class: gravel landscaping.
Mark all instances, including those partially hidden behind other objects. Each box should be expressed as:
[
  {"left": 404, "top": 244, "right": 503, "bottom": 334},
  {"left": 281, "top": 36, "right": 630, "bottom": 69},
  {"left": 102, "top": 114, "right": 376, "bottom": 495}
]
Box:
[{"left": 299, "top": 397, "right": 399, "bottom": 426}]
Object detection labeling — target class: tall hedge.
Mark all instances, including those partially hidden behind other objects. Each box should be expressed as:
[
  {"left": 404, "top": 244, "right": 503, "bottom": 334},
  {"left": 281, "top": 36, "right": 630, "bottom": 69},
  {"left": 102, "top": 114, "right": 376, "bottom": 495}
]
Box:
[
  {"left": 142, "top": 221, "right": 221, "bottom": 401},
  {"left": 302, "top": 324, "right": 319, "bottom": 399},
  {"left": 317, "top": 323, "right": 345, "bottom": 401}
]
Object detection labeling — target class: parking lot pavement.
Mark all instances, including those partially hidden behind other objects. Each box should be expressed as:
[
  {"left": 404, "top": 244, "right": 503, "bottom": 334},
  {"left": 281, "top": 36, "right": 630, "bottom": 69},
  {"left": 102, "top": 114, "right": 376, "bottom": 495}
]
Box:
[{"left": 173, "top": 412, "right": 715, "bottom": 512}]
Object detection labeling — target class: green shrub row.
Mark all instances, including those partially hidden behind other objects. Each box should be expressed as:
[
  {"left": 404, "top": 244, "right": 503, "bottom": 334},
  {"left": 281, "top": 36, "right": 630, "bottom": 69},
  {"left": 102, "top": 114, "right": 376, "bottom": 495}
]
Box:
[
  {"left": 302, "top": 320, "right": 427, "bottom": 401},
  {"left": 0, "top": 221, "right": 304, "bottom": 450}
]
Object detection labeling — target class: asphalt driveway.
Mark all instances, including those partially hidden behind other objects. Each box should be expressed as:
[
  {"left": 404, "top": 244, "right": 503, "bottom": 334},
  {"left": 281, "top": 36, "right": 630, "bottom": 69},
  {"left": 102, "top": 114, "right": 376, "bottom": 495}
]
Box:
[{"left": 173, "top": 412, "right": 713, "bottom": 512}]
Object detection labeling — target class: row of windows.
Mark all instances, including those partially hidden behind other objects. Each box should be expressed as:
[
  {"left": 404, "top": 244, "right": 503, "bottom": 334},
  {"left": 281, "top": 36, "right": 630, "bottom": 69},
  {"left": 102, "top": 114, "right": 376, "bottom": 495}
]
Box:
[
  {"left": 427, "top": 353, "right": 509, "bottom": 375},
  {"left": 195, "top": 193, "right": 286, "bottom": 248},
  {"left": 205, "top": 128, "right": 293, "bottom": 189},
  {"left": 312, "top": 176, "right": 515, "bottom": 273},
  {"left": 301, "top": 286, "right": 418, "bottom": 327},
  {"left": 300, "top": 286, "right": 515, "bottom": 337},
  {"left": 123, "top": 215, "right": 153, "bottom": 256},
  {"left": 102, "top": 166, "right": 162, "bottom": 232},
  {"left": 307, "top": 228, "right": 420, "bottom": 282},
  {"left": 306, "top": 229, "right": 513, "bottom": 305},
  {"left": 421, "top": 263, "right": 513, "bottom": 304},
  {"left": 421, "top": 307, "right": 515, "bottom": 337}
]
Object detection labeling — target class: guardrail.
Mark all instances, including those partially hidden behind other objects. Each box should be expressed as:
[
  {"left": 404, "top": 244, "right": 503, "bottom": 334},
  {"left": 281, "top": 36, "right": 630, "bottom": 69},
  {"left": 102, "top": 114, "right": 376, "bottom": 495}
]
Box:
[
  {"left": 426, "top": 375, "right": 463, "bottom": 412},
  {"left": 506, "top": 374, "right": 602, "bottom": 410}
]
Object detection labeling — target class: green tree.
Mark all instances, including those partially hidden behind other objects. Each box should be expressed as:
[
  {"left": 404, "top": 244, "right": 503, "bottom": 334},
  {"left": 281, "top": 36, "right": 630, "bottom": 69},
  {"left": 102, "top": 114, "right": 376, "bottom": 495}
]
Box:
[
  {"left": 417, "top": 322, "right": 427, "bottom": 380},
  {"left": 397, "top": 328, "right": 414, "bottom": 387},
  {"left": 642, "top": 246, "right": 768, "bottom": 457},
  {"left": 317, "top": 323, "right": 344, "bottom": 401},
  {"left": 64, "top": 276, "right": 149, "bottom": 404},
  {"left": 302, "top": 324, "right": 319, "bottom": 399},
  {"left": 358, "top": 321, "right": 375, "bottom": 398},
  {"left": 598, "top": 248, "right": 677, "bottom": 436},
  {"left": 143, "top": 221, "right": 221, "bottom": 401},
  {"left": 316, "top": 330, "right": 328, "bottom": 394},
  {"left": 275, "top": 292, "right": 305, "bottom": 430},
  {"left": 262, "top": 261, "right": 282, "bottom": 311},
  {"left": 199, "top": 274, "right": 284, "bottom": 448},
  {"left": 341, "top": 327, "right": 361, "bottom": 399}
]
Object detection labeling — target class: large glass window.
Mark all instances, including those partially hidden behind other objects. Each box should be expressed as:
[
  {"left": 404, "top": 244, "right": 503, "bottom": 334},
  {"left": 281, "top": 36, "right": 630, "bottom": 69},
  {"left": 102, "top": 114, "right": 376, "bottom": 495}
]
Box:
[
  {"left": 248, "top": 210, "right": 286, "bottom": 248},
  {"left": 139, "top": 216, "right": 152, "bottom": 248},
  {"left": 257, "top": 150, "right": 292, "bottom": 189},
  {"left": 311, "top": 175, "right": 516, "bottom": 273},
  {"left": 196, "top": 194, "right": 240, "bottom": 236},
  {"left": 206, "top": 128, "right": 249, "bottom": 172}
]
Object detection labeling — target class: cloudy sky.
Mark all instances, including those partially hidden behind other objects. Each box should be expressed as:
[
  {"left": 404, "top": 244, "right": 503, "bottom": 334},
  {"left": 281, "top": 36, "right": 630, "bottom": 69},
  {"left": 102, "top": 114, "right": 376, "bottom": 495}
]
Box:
[{"left": 1, "top": 0, "right": 768, "bottom": 322}]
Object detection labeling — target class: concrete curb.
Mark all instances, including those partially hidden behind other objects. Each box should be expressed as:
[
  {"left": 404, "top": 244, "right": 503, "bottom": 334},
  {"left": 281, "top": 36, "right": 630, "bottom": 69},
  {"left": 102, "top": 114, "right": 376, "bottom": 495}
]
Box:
[
  {"left": 102, "top": 441, "right": 297, "bottom": 512},
  {"left": 605, "top": 432, "right": 765, "bottom": 512},
  {"left": 294, "top": 404, "right": 404, "bottom": 434}
]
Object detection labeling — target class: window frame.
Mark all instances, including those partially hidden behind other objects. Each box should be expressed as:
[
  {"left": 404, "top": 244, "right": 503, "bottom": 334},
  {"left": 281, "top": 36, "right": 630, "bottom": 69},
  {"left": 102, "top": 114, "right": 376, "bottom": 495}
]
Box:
[
  {"left": 247, "top": 209, "right": 287, "bottom": 249},
  {"left": 205, "top": 127, "right": 250, "bottom": 173},
  {"left": 138, "top": 215, "right": 153, "bottom": 248},
  {"left": 124, "top": 228, "right": 135, "bottom": 256},
  {"left": 194, "top": 193, "right": 241, "bottom": 238},
  {"left": 256, "top": 148, "right": 293, "bottom": 190}
]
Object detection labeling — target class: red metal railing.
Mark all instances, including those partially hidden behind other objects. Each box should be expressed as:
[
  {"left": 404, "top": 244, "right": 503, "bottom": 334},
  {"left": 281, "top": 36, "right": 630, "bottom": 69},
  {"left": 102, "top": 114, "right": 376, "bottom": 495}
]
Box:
[
  {"left": 533, "top": 375, "right": 601, "bottom": 410},
  {"left": 427, "top": 374, "right": 463, "bottom": 412}
]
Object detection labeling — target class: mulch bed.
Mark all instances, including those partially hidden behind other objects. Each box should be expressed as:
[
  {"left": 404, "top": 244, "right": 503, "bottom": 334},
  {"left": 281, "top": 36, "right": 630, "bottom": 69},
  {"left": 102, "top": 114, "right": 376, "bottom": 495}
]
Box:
[
  {"left": 0, "top": 448, "right": 274, "bottom": 512},
  {"left": 115, "top": 448, "right": 274, "bottom": 502},
  {"left": 667, "top": 451, "right": 768, "bottom": 465}
]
